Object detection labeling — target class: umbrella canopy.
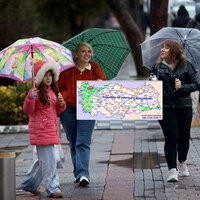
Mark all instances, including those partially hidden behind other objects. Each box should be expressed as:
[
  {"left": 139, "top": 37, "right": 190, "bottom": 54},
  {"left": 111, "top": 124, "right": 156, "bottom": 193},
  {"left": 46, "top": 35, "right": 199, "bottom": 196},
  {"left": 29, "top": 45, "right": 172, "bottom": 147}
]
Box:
[
  {"left": 141, "top": 27, "right": 200, "bottom": 70},
  {"left": 0, "top": 37, "right": 74, "bottom": 83},
  {"left": 63, "top": 28, "right": 130, "bottom": 80}
]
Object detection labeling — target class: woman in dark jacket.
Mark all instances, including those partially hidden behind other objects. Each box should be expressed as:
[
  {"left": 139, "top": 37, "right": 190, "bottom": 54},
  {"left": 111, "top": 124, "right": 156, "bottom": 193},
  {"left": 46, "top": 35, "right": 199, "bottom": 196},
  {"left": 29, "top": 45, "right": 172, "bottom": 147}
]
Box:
[{"left": 152, "top": 40, "right": 199, "bottom": 182}]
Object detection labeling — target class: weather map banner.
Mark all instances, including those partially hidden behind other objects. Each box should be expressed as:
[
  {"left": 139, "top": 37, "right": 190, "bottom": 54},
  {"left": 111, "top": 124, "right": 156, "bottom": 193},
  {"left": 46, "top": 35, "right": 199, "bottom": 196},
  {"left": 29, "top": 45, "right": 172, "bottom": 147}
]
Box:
[{"left": 77, "top": 81, "right": 162, "bottom": 120}]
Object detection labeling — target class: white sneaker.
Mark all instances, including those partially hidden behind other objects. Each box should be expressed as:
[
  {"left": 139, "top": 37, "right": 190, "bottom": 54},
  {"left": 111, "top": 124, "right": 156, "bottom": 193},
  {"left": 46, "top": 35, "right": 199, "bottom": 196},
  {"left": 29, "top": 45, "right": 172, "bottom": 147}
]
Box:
[
  {"left": 178, "top": 161, "right": 190, "bottom": 177},
  {"left": 167, "top": 168, "right": 178, "bottom": 182},
  {"left": 79, "top": 176, "right": 89, "bottom": 186}
]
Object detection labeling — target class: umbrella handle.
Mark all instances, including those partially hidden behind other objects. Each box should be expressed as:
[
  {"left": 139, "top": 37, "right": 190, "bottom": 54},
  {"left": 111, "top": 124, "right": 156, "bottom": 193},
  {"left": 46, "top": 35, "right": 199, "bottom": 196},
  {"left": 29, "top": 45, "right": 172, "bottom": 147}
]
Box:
[{"left": 32, "top": 91, "right": 36, "bottom": 99}]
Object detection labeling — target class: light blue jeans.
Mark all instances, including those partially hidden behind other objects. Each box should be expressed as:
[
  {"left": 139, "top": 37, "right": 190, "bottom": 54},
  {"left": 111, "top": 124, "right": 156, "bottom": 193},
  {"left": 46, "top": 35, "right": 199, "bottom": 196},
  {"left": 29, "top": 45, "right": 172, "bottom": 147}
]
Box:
[
  {"left": 20, "top": 145, "right": 61, "bottom": 196},
  {"left": 60, "top": 105, "right": 95, "bottom": 181}
]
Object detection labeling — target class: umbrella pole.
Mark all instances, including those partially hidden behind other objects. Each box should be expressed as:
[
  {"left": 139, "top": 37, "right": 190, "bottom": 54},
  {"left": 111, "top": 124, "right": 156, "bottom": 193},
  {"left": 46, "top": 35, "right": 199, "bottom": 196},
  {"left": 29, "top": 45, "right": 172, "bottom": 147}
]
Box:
[
  {"left": 31, "top": 45, "right": 36, "bottom": 99},
  {"left": 31, "top": 45, "right": 35, "bottom": 88}
]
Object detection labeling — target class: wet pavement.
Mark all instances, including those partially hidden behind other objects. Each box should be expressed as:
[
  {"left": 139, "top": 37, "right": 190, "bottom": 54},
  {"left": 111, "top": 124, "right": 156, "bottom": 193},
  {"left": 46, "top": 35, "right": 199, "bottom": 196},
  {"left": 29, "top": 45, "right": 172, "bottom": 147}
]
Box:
[
  {"left": 1, "top": 126, "right": 200, "bottom": 199},
  {"left": 1, "top": 56, "right": 200, "bottom": 199}
]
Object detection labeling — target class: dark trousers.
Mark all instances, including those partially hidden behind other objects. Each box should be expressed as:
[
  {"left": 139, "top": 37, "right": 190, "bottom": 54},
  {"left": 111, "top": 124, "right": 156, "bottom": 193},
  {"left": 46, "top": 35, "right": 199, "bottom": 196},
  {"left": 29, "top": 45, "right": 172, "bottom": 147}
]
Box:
[{"left": 159, "top": 107, "right": 192, "bottom": 170}]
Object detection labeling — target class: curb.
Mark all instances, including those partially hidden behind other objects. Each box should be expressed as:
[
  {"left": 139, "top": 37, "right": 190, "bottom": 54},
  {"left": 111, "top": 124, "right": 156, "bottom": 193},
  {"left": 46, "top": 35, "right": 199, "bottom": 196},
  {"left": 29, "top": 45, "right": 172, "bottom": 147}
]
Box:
[{"left": 0, "top": 120, "right": 161, "bottom": 134}]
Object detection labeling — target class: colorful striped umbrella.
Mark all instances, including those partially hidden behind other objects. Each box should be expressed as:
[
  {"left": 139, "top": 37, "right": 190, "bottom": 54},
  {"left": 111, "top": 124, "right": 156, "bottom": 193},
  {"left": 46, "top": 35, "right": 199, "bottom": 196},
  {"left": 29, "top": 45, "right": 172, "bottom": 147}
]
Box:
[{"left": 0, "top": 37, "right": 74, "bottom": 83}]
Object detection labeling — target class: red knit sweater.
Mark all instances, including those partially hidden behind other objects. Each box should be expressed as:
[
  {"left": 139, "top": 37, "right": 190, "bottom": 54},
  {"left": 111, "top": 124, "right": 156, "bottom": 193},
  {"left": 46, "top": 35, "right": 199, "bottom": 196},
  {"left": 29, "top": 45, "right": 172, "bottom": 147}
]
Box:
[{"left": 58, "top": 61, "right": 107, "bottom": 107}]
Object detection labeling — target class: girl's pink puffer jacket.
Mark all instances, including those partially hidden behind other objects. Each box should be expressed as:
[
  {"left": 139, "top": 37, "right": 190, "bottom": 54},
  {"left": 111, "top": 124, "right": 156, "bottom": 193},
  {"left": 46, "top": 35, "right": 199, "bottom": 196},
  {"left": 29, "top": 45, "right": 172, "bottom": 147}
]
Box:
[{"left": 23, "top": 87, "right": 66, "bottom": 145}]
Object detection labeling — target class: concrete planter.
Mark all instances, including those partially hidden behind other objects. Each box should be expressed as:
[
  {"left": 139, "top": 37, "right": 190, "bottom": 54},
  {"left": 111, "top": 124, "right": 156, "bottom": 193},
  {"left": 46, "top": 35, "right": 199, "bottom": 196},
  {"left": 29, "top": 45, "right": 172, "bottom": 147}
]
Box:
[{"left": 0, "top": 125, "right": 28, "bottom": 134}]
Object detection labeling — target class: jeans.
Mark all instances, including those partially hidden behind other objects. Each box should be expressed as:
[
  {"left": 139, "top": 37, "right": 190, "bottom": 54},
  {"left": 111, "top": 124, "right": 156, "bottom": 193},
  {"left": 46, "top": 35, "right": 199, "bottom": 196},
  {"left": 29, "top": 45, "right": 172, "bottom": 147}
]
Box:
[
  {"left": 20, "top": 145, "right": 61, "bottom": 196},
  {"left": 60, "top": 105, "right": 95, "bottom": 180},
  {"left": 159, "top": 107, "right": 192, "bottom": 170}
]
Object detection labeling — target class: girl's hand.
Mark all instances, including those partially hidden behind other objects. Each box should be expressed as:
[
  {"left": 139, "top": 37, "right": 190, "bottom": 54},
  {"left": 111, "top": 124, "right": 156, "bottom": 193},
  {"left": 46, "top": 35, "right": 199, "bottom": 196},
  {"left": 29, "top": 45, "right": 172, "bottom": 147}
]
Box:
[
  {"left": 57, "top": 93, "right": 64, "bottom": 106},
  {"left": 29, "top": 88, "right": 38, "bottom": 99},
  {"left": 175, "top": 78, "right": 181, "bottom": 90}
]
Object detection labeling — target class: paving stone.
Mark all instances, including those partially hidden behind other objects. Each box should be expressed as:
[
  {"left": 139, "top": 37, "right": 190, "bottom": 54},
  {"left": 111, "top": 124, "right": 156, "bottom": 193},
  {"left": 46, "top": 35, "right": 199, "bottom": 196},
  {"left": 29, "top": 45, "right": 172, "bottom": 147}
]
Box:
[{"left": 1, "top": 121, "right": 200, "bottom": 199}]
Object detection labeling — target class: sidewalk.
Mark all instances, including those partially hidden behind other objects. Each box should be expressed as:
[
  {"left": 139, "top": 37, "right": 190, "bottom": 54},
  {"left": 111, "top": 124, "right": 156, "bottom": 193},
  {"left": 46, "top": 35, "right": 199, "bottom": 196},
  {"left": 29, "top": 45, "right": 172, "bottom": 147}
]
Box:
[
  {"left": 1, "top": 126, "right": 200, "bottom": 199},
  {"left": 8, "top": 128, "right": 134, "bottom": 200},
  {"left": 2, "top": 55, "right": 200, "bottom": 199}
]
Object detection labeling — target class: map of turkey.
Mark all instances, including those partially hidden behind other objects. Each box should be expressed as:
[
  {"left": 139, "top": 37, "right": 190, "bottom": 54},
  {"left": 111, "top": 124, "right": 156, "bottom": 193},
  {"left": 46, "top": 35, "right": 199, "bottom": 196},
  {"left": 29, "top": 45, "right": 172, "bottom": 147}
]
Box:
[{"left": 77, "top": 81, "right": 162, "bottom": 120}]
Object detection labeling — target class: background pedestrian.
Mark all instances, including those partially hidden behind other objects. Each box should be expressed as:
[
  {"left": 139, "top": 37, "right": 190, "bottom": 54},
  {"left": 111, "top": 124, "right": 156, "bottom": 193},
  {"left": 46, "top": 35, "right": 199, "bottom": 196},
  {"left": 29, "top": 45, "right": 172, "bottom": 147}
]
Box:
[
  {"left": 172, "top": 5, "right": 191, "bottom": 27},
  {"left": 186, "top": 2, "right": 200, "bottom": 123},
  {"left": 186, "top": 2, "right": 200, "bottom": 29}
]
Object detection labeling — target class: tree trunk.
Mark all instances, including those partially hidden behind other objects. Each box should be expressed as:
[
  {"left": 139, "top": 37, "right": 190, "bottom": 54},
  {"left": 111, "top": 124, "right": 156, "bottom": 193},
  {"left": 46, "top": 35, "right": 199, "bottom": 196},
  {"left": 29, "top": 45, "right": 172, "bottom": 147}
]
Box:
[
  {"left": 107, "top": 0, "right": 149, "bottom": 77},
  {"left": 150, "top": 0, "right": 169, "bottom": 35}
]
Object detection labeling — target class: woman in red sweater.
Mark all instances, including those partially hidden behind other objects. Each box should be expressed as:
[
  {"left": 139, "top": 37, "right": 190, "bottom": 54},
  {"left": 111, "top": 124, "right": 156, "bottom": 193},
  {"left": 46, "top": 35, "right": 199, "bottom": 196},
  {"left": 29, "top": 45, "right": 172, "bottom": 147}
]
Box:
[{"left": 58, "top": 42, "right": 106, "bottom": 186}]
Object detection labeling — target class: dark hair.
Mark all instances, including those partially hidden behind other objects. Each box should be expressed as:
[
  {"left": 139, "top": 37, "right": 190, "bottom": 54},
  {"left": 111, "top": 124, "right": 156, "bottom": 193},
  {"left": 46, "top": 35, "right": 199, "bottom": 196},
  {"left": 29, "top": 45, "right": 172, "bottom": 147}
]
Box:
[
  {"left": 38, "top": 70, "right": 59, "bottom": 106},
  {"left": 156, "top": 40, "right": 186, "bottom": 69}
]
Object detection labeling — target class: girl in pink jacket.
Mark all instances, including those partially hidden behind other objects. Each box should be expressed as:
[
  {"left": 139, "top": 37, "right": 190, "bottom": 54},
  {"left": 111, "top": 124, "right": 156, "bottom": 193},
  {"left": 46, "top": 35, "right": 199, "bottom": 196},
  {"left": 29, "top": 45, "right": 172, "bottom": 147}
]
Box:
[{"left": 20, "top": 61, "right": 66, "bottom": 198}]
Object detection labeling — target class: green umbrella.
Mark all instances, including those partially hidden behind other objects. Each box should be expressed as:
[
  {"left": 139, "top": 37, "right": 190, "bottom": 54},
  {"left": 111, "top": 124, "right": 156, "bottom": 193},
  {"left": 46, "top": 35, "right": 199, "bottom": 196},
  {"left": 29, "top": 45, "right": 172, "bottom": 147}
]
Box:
[{"left": 62, "top": 28, "right": 130, "bottom": 80}]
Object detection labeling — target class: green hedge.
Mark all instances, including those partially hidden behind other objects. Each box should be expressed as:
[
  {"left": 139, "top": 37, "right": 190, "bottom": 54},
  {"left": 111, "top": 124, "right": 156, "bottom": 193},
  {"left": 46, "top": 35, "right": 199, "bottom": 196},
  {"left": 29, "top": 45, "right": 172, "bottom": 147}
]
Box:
[{"left": 0, "top": 82, "right": 32, "bottom": 125}]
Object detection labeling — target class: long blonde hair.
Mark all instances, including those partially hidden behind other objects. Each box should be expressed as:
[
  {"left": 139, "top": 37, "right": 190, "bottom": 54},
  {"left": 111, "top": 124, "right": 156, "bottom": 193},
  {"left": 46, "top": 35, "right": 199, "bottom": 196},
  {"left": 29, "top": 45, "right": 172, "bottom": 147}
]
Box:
[{"left": 155, "top": 40, "right": 187, "bottom": 70}]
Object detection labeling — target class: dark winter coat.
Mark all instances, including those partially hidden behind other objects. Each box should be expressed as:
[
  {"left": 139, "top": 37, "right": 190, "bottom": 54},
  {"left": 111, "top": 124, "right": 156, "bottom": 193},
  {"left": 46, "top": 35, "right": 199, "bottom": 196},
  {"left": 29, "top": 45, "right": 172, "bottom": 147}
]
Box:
[
  {"left": 152, "top": 60, "right": 199, "bottom": 108},
  {"left": 172, "top": 5, "right": 191, "bottom": 27},
  {"left": 186, "top": 18, "right": 200, "bottom": 29},
  {"left": 23, "top": 86, "right": 66, "bottom": 145}
]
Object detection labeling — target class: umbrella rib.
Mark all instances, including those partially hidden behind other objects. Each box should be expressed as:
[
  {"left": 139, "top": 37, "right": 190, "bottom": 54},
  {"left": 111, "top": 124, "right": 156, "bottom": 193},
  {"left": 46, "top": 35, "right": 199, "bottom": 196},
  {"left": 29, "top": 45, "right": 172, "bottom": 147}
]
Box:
[
  {"left": 86, "top": 30, "right": 118, "bottom": 44},
  {"left": 20, "top": 49, "right": 30, "bottom": 82},
  {"left": 184, "top": 45, "right": 198, "bottom": 67},
  {"left": 93, "top": 56, "right": 111, "bottom": 77},
  {"left": 33, "top": 46, "right": 47, "bottom": 60},
  {"left": 92, "top": 43, "right": 130, "bottom": 51},
  {"left": 34, "top": 45, "right": 56, "bottom": 61},
  {"left": 64, "top": 40, "right": 130, "bottom": 51},
  {"left": 175, "top": 30, "right": 184, "bottom": 44},
  {"left": 63, "top": 29, "right": 89, "bottom": 44},
  {"left": 185, "top": 28, "right": 193, "bottom": 38},
  {"left": 46, "top": 44, "right": 70, "bottom": 51},
  {"left": 63, "top": 41, "right": 77, "bottom": 47},
  {"left": 46, "top": 45, "right": 73, "bottom": 63},
  {"left": 93, "top": 54, "right": 127, "bottom": 80},
  {"left": 0, "top": 47, "right": 23, "bottom": 72},
  {"left": 174, "top": 28, "right": 193, "bottom": 48}
]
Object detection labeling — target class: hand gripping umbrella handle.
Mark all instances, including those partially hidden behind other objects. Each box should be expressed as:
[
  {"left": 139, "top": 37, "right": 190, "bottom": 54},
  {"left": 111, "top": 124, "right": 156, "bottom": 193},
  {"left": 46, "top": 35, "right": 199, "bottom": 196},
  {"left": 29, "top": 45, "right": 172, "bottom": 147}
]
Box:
[{"left": 32, "top": 91, "right": 36, "bottom": 99}]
